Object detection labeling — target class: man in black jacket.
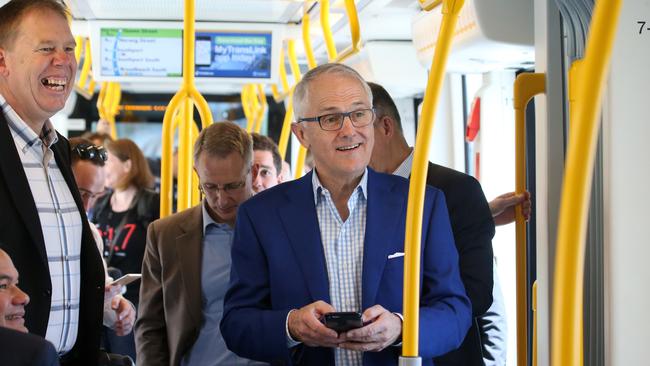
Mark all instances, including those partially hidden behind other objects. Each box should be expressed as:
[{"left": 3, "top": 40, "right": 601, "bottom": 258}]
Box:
[
  {"left": 0, "top": 1, "right": 104, "bottom": 364},
  {"left": 368, "top": 82, "right": 496, "bottom": 365}
]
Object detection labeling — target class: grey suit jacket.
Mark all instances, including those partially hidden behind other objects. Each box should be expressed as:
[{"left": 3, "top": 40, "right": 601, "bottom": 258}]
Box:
[{"left": 135, "top": 205, "right": 203, "bottom": 366}]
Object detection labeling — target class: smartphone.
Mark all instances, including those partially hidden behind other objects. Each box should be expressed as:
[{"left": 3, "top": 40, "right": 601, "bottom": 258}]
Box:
[
  {"left": 109, "top": 273, "right": 142, "bottom": 287},
  {"left": 323, "top": 312, "right": 364, "bottom": 333}
]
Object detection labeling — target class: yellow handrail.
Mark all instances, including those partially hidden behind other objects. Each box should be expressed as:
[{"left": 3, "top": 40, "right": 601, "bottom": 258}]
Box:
[
  {"left": 241, "top": 84, "right": 253, "bottom": 130},
  {"left": 97, "top": 82, "right": 107, "bottom": 121},
  {"left": 320, "top": 0, "right": 338, "bottom": 61},
  {"left": 277, "top": 89, "right": 294, "bottom": 160},
  {"left": 77, "top": 40, "right": 92, "bottom": 90},
  {"left": 513, "top": 72, "right": 546, "bottom": 366},
  {"left": 333, "top": 0, "right": 361, "bottom": 63},
  {"left": 74, "top": 36, "right": 83, "bottom": 63},
  {"left": 551, "top": 0, "right": 622, "bottom": 365},
  {"left": 418, "top": 0, "right": 443, "bottom": 11},
  {"left": 253, "top": 84, "right": 268, "bottom": 134},
  {"left": 402, "top": 0, "right": 464, "bottom": 359},
  {"left": 319, "top": 0, "right": 362, "bottom": 63},
  {"left": 160, "top": 0, "right": 214, "bottom": 218},
  {"left": 302, "top": 10, "right": 318, "bottom": 70}
]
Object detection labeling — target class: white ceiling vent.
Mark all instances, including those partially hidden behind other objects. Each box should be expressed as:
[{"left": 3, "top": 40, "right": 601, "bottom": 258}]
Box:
[{"left": 412, "top": 0, "right": 534, "bottom": 73}]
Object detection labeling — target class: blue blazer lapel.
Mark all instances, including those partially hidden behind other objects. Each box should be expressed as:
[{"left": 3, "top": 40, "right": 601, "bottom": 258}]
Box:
[
  {"left": 362, "top": 170, "right": 406, "bottom": 309},
  {"left": 278, "top": 172, "right": 330, "bottom": 304}
]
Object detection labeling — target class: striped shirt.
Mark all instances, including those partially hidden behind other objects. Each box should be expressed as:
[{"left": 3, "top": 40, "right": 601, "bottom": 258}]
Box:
[
  {"left": 1, "top": 94, "right": 83, "bottom": 354},
  {"left": 393, "top": 148, "right": 414, "bottom": 178},
  {"left": 312, "top": 169, "right": 367, "bottom": 366}
]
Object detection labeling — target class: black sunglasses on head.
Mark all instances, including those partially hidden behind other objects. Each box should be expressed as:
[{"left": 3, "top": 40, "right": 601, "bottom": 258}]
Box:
[{"left": 72, "top": 143, "right": 107, "bottom": 164}]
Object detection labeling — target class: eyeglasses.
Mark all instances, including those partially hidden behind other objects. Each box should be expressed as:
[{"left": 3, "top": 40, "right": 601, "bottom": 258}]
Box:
[
  {"left": 72, "top": 144, "right": 107, "bottom": 164},
  {"left": 199, "top": 180, "right": 247, "bottom": 195},
  {"left": 297, "top": 108, "right": 375, "bottom": 131},
  {"left": 78, "top": 187, "right": 105, "bottom": 201}
]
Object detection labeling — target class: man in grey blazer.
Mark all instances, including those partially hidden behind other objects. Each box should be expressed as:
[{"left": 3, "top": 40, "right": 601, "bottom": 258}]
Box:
[{"left": 135, "top": 122, "right": 260, "bottom": 366}]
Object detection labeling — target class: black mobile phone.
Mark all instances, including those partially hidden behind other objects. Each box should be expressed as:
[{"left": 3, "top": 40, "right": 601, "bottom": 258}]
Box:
[{"left": 323, "top": 312, "right": 364, "bottom": 333}]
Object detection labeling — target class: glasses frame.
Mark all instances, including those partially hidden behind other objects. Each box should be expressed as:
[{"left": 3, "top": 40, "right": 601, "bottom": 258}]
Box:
[{"left": 297, "top": 108, "right": 376, "bottom": 131}]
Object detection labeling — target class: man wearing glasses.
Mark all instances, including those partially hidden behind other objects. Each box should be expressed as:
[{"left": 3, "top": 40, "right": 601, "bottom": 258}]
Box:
[
  {"left": 221, "top": 63, "right": 471, "bottom": 365},
  {"left": 69, "top": 138, "right": 136, "bottom": 340},
  {"left": 136, "top": 122, "right": 262, "bottom": 366}
]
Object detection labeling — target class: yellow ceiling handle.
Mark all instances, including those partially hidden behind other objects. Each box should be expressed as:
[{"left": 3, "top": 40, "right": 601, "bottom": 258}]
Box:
[
  {"left": 161, "top": 0, "right": 214, "bottom": 218},
  {"left": 418, "top": 0, "right": 443, "bottom": 11},
  {"left": 513, "top": 72, "right": 546, "bottom": 366},
  {"left": 401, "top": 0, "right": 465, "bottom": 361},
  {"left": 320, "top": 0, "right": 338, "bottom": 61},
  {"left": 302, "top": 8, "right": 318, "bottom": 70},
  {"left": 551, "top": 0, "right": 622, "bottom": 365}
]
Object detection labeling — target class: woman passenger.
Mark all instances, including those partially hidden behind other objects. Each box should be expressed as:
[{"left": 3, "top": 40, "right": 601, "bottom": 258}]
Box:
[{"left": 92, "top": 138, "right": 159, "bottom": 361}]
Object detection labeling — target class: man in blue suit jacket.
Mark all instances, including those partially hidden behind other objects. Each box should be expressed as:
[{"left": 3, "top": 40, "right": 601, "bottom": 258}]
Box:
[{"left": 221, "top": 63, "right": 471, "bottom": 365}]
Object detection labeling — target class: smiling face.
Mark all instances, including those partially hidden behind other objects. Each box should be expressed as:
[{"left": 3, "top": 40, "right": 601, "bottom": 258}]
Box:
[
  {"left": 291, "top": 73, "right": 374, "bottom": 183},
  {"left": 0, "top": 250, "right": 30, "bottom": 333},
  {"left": 0, "top": 8, "right": 76, "bottom": 128}
]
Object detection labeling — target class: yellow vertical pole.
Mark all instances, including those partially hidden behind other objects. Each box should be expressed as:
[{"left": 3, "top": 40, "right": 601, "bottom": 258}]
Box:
[
  {"left": 551, "top": 1, "right": 622, "bottom": 365},
  {"left": 253, "top": 84, "right": 267, "bottom": 134},
  {"left": 320, "top": 0, "right": 338, "bottom": 61},
  {"left": 278, "top": 91, "right": 294, "bottom": 160},
  {"left": 513, "top": 72, "right": 545, "bottom": 366},
  {"left": 401, "top": 0, "right": 464, "bottom": 359}
]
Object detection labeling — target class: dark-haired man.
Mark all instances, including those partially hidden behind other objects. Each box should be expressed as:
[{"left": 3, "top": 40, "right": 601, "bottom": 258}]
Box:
[
  {"left": 0, "top": 1, "right": 104, "bottom": 364},
  {"left": 251, "top": 132, "right": 284, "bottom": 193}
]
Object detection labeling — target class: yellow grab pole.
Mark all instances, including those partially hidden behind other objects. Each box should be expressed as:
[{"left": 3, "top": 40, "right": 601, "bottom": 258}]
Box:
[
  {"left": 87, "top": 78, "right": 96, "bottom": 97},
  {"left": 242, "top": 85, "right": 253, "bottom": 129},
  {"left": 294, "top": 142, "right": 307, "bottom": 180},
  {"left": 77, "top": 40, "right": 92, "bottom": 89},
  {"left": 74, "top": 36, "right": 83, "bottom": 63},
  {"left": 287, "top": 40, "right": 302, "bottom": 84},
  {"left": 552, "top": 1, "right": 622, "bottom": 365},
  {"left": 161, "top": 92, "right": 184, "bottom": 217},
  {"left": 161, "top": 0, "right": 214, "bottom": 217},
  {"left": 177, "top": 98, "right": 194, "bottom": 211},
  {"left": 278, "top": 89, "right": 294, "bottom": 160},
  {"left": 418, "top": 0, "right": 443, "bottom": 11},
  {"left": 97, "top": 82, "right": 108, "bottom": 121},
  {"left": 302, "top": 10, "right": 318, "bottom": 70},
  {"left": 108, "top": 82, "right": 121, "bottom": 139},
  {"left": 253, "top": 84, "right": 267, "bottom": 134},
  {"left": 532, "top": 280, "right": 538, "bottom": 366},
  {"left": 271, "top": 84, "right": 281, "bottom": 102},
  {"left": 320, "top": 0, "right": 338, "bottom": 61},
  {"left": 279, "top": 49, "right": 290, "bottom": 95},
  {"left": 401, "top": 0, "right": 464, "bottom": 359},
  {"left": 190, "top": 121, "right": 201, "bottom": 206},
  {"left": 333, "top": 0, "right": 361, "bottom": 63},
  {"left": 513, "top": 72, "right": 545, "bottom": 366}
]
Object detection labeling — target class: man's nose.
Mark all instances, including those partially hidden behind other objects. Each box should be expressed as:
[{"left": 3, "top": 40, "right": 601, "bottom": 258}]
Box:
[
  {"left": 339, "top": 115, "right": 356, "bottom": 135},
  {"left": 12, "top": 286, "right": 29, "bottom": 306}
]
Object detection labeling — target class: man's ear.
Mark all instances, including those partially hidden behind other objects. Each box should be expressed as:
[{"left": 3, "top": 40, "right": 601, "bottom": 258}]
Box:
[
  {"left": 379, "top": 116, "right": 396, "bottom": 138},
  {"left": 290, "top": 123, "right": 310, "bottom": 149},
  {"left": 0, "top": 48, "right": 9, "bottom": 76}
]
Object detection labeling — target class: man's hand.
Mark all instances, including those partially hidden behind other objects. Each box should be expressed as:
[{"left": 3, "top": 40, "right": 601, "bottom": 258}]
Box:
[
  {"left": 288, "top": 300, "right": 341, "bottom": 347},
  {"left": 489, "top": 191, "right": 531, "bottom": 226},
  {"left": 111, "top": 296, "right": 136, "bottom": 336},
  {"left": 339, "top": 305, "right": 402, "bottom": 352}
]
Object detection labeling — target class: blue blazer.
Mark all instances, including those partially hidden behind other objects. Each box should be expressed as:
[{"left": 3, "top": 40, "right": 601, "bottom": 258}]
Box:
[
  {"left": 0, "top": 327, "right": 60, "bottom": 366},
  {"left": 221, "top": 169, "right": 471, "bottom": 366}
]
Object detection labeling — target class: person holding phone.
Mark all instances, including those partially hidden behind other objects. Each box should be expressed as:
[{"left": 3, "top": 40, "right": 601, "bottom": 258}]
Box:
[{"left": 220, "top": 63, "right": 471, "bottom": 366}]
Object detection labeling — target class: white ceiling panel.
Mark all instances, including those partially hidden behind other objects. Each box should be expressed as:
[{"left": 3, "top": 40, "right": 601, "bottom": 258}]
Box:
[{"left": 66, "top": 0, "right": 304, "bottom": 23}]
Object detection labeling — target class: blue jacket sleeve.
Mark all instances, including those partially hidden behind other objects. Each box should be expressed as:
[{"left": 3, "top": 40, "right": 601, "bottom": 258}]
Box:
[
  {"left": 417, "top": 189, "right": 473, "bottom": 358},
  {"left": 220, "top": 204, "right": 292, "bottom": 364}
]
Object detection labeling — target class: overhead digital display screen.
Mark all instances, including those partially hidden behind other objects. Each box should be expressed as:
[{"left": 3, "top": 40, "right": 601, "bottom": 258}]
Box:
[
  {"left": 194, "top": 31, "right": 272, "bottom": 78},
  {"left": 100, "top": 28, "right": 183, "bottom": 77}
]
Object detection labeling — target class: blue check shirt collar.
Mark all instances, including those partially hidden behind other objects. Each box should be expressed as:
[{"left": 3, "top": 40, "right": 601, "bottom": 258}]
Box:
[{"left": 311, "top": 167, "right": 368, "bottom": 204}]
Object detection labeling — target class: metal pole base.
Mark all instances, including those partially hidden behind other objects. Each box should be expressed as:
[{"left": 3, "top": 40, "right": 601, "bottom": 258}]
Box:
[{"left": 399, "top": 356, "right": 422, "bottom": 366}]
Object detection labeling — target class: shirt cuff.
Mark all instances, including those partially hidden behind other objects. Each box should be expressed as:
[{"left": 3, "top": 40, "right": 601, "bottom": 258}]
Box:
[
  {"left": 286, "top": 309, "right": 302, "bottom": 348},
  {"left": 392, "top": 312, "right": 404, "bottom": 347}
]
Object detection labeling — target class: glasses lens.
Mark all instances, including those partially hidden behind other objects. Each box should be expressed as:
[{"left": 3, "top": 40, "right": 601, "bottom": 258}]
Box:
[
  {"left": 319, "top": 114, "right": 343, "bottom": 131},
  {"left": 350, "top": 109, "right": 374, "bottom": 127}
]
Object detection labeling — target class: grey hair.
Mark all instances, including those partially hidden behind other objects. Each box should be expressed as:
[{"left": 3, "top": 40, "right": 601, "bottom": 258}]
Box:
[{"left": 292, "top": 63, "right": 373, "bottom": 119}]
